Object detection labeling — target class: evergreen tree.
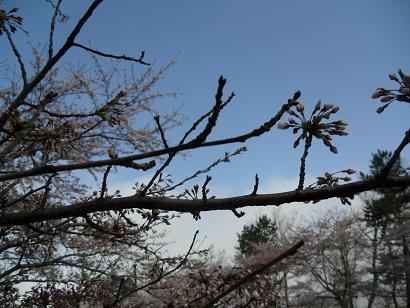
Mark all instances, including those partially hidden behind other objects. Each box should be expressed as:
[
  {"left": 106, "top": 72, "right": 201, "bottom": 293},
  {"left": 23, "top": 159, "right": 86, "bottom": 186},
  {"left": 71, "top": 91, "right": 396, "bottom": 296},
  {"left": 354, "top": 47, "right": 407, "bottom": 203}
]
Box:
[
  {"left": 361, "top": 150, "right": 410, "bottom": 307},
  {"left": 236, "top": 215, "right": 278, "bottom": 257}
]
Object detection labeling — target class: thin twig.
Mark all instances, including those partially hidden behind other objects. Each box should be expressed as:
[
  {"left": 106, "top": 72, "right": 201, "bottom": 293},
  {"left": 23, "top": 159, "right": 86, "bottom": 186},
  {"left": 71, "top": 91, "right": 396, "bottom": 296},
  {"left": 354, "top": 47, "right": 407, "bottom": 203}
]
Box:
[
  {"left": 99, "top": 165, "right": 112, "bottom": 200},
  {"left": 298, "top": 134, "right": 312, "bottom": 190},
  {"left": 112, "top": 230, "right": 199, "bottom": 306},
  {"left": 202, "top": 175, "right": 212, "bottom": 201},
  {"left": 187, "top": 76, "right": 228, "bottom": 146},
  {"left": 48, "top": 0, "right": 63, "bottom": 59},
  {"left": 180, "top": 91, "right": 235, "bottom": 145},
  {"left": 251, "top": 174, "right": 259, "bottom": 196},
  {"left": 4, "top": 27, "right": 27, "bottom": 85},
  {"left": 0, "top": 97, "right": 306, "bottom": 182},
  {"left": 72, "top": 42, "right": 149, "bottom": 65},
  {"left": 153, "top": 115, "right": 169, "bottom": 149},
  {"left": 0, "top": 0, "right": 105, "bottom": 130}
]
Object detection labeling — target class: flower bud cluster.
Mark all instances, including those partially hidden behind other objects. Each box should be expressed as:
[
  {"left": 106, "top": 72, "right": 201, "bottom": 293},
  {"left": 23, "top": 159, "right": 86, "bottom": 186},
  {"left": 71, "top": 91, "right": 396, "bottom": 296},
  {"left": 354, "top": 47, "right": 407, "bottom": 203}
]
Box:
[
  {"left": 0, "top": 8, "right": 23, "bottom": 36},
  {"left": 277, "top": 100, "right": 348, "bottom": 154},
  {"left": 371, "top": 69, "right": 410, "bottom": 113},
  {"left": 308, "top": 169, "right": 356, "bottom": 190}
]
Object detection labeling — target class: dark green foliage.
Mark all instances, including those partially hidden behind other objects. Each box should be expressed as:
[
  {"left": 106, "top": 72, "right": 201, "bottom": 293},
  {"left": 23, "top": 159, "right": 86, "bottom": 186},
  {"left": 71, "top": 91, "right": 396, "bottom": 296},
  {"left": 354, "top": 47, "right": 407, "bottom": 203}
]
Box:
[
  {"left": 361, "top": 150, "right": 409, "bottom": 228},
  {"left": 361, "top": 150, "right": 410, "bottom": 305},
  {"left": 235, "top": 214, "right": 278, "bottom": 257}
]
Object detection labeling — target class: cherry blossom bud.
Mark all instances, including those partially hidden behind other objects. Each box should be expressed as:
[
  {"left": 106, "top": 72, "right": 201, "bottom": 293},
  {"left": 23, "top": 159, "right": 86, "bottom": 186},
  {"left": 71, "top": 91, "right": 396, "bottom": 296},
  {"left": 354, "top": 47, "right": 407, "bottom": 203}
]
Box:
[
  {"left": 289, "top": 118, "right": 297, "bottom": 125},
  {"left": 152, "top": 209, "right": 160, "bottom": 217},
  {"left": 380, "top": 95, "right": 394, "bottom": 102},
  {"left": 371, "top": 88, "right": 386, "bottom": 99},
  {"left": 315, "top": 100, "right": 322, "bottom": 111},
  {"left": 330, "top": 146, "right": 338, "bottom": 154},
  {"left": 335, "top": 125, "right": 346, "bottom": 131},
  {"left": 336, "top": 120, "right": 348, "bottom": 126},
  {"left": 292, "top": 90, "right": 301, "bottom": 101},
  {"left": 389, "top": 73, "right": 399, "bottom": 81},
  {"left": 322, "top": 112, "right": 331, "bottom": 119},
  {"left": 400, "top": 87, "right": 410, "bottom": 95},
  {"left": 376, "top": 106, "right": 386, "bottom": 113},
  {"left": 345, "top": 169, "right": 356, "bottom": 174},
  {"left": 296, "top": 103, "right": 305, "bottom": 112},
  {"left": 401, "top": 72, "right": 410, "bottom": 86},
  {"left": 344, "top": 176, "right": 352, "bottom": 181},
  {"left": 323, "top": 103, "right": 334, "bottom": 111},
  {"left": 330, "top": 106, "right": 340, "bottom": 113},
  {"left": 108, "top": 148, "right": 117, "bottom": 159},
  {"left": 277, "top": 123, "right": 290, "bottom": 130}
]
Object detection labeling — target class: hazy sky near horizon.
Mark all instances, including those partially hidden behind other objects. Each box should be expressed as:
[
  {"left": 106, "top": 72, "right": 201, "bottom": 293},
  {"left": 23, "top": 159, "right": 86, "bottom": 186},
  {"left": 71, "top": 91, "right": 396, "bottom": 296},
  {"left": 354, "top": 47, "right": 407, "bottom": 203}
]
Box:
[{"left": 2, "top": 0, "right": 410, "bottom": 258}]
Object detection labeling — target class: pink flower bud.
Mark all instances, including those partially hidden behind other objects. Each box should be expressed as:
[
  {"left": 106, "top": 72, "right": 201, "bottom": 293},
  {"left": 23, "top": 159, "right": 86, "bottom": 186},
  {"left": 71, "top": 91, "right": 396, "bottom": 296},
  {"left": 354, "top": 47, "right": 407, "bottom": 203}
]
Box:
[
  {"left": 277, "top": 123, "right": 289, "bottom": 130},
  {"left": 323, "top": 103, "right": 334, "bottom": 111},
  {"left": 371, "top": 88, "right": 386, "bottom": 99},
  {"left": 376, "top": 106, "right": 385, "bottom": 113},
  {"left": 289, "top": 118, "right": 297, "bottom": 125},
  {"left": 296, "top": 103, "right": 305, "bottom": 112},
  {"left": 380, "top": 95, "right": 394, "bottom": 102}
]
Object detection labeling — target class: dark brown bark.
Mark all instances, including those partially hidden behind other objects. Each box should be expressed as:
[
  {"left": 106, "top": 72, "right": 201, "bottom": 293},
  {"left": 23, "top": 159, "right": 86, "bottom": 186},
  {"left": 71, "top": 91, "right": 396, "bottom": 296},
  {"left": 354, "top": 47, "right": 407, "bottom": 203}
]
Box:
[{"left": 1, "top": 176, "right": 409, "bottom": 227}]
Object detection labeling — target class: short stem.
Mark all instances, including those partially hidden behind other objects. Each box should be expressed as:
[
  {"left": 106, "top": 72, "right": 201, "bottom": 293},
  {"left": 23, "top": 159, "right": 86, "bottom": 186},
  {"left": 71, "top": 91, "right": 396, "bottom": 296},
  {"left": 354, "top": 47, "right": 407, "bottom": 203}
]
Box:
[{"left": 298, "top": 134, "right": 312, "bottom": 190}]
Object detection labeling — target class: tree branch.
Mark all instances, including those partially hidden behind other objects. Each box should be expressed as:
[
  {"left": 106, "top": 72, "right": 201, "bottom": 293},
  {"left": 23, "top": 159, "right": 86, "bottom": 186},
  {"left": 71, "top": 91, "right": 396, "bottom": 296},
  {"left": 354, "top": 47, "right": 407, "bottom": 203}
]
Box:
[
  {"left": 72, "top": 42, "right": 149, "bottom": 65},
  {"left": 0, "top": 97, "right": 296, "bottom": 182},
  {"left": 203, "top": 239, "right": 304, "bottom": 307},
  {"left": 1, "top": 176, "right": 409, "bottom": 226},
  {"left": 377, "top": 128, "right": 410, "bottom": 180},
  {"left": 48, "top": 0, "right": 63, "bottom": 59},
  {"left": 0, "top": 0, "right": 104, "bottom": 129},
  {"left": 4, "top": 27, "right": 27, "bottom": 86}
]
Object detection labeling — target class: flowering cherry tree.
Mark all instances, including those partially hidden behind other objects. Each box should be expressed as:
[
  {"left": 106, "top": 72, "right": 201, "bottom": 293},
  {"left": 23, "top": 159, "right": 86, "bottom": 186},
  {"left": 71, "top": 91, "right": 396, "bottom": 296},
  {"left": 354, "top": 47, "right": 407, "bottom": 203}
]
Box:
[{"left": 0, "top": 1, "right": 409, "bottom": 306}]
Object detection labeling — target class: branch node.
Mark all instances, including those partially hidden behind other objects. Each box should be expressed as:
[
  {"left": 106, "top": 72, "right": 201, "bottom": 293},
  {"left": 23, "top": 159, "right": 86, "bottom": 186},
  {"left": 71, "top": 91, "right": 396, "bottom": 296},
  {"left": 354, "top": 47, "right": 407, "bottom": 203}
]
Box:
[{"left": 231, "top": 208, "right": 245, "bottom": 218}]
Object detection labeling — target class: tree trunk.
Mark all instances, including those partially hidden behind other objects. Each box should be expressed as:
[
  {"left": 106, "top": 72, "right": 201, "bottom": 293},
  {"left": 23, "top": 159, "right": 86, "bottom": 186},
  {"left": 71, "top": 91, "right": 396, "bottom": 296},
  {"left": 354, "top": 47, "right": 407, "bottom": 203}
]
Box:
[
  {"left": 387, "top": 241, "right": 400, "bottom": 308},
  {"left": 281, "top": 272, "right": 290, "bottom": 307},
  {"left": 402, "top": 234, "right": 410, "bottom": 308},
  {"left": 367, "top": 227, "right": 379, "bottom": 308}
]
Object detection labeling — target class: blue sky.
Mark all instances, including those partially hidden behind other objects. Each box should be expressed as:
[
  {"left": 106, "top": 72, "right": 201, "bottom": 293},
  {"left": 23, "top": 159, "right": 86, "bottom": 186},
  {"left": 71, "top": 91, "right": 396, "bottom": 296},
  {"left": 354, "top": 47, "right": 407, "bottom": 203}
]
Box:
[{"left": 2, "top": 0, "right": 410, "bottom": 257}]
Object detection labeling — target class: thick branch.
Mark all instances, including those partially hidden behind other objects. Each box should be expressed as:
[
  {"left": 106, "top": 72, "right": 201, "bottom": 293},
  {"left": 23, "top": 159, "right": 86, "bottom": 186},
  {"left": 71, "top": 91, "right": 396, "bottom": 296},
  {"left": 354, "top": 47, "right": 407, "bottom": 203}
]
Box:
[
  {"left": 377, "top": 128, "right": 410, "bottom": 179},
  {"left": 1, "top": 176, "right": 409, "bottom": 226}
]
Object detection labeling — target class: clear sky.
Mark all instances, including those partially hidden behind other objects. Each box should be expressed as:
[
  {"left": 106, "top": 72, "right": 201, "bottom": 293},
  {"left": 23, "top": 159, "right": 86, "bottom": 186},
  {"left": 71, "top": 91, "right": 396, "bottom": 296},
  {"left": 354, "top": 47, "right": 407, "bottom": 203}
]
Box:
[{"left": 2, "top": 0, "right": 410, "bottom": 258}]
